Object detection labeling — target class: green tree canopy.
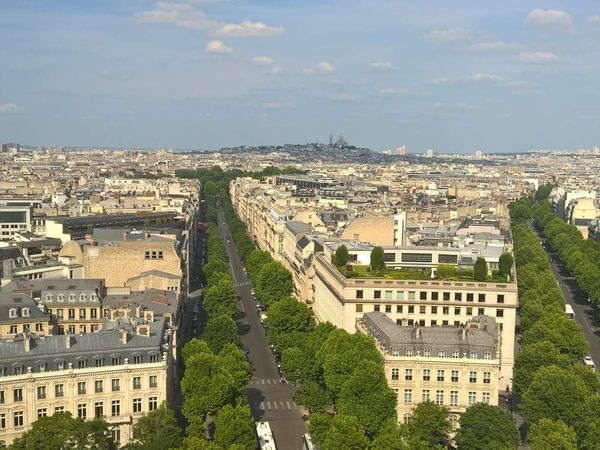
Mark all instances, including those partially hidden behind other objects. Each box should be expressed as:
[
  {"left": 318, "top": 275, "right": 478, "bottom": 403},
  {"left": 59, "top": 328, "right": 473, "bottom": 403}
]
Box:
[
  {"left": 455, "top": 403, "right": 519, "bottom": 450},
  {"left": 369, "top": 420, "right": 430, "bottom": 450},
  {"left": 256, "top": 261, "right": 294, "bottom": 306},
  {"left": 202, "top": 315, "right": 241, "bottom": 354},
  {"left": 334, "top": 245, "right": 349, "bottom": 267},
  {"left": 295, "top": 380, "right": 332, "bottom": 414},
  {"left": 244, "top": 250, "right": 273, "bottom": 282},
  {"left": 527, "top": 418, "right": 577, "bottom": 450},
  {"left": 126, "top": 402, "right": 182, "bottom": 450},
  {"left": 203, "top": 276, "right": 237, "bottom": 318},
  {"left": 407, "top": 401, "right": 451, "bottom": 448},
  {"left": 264, "top": 297, "right": 315, "bottom": 347},
  {"left": 474, "top": 257, "right": 488, "bottom": 281},
  {"left": 213, "top": 404, "right": 256, "bottom": 450},
  {"left": 310, "top": 414, "right": 369, "bottom": 450},
  {"left": 498, "top": 252, "right": 514, "bottom": 278},
  {"left": 8, "top": 412, "right": 117, "bottom": 450},
  {"left": 370, "top": 246, "right": 385, "bottom": 272},
  {"left": 337, "top": 360, "right": 397, "bottom": 438},
  {"left": 513, "top": 341, "right": 571, "bottom": 395}
]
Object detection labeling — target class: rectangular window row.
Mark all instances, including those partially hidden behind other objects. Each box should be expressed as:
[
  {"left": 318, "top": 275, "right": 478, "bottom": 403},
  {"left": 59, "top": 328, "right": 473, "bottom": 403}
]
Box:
[
  {"left": 391, "top": 369, "right": 493, "bottom": 382},
  {"left": 400, "top": 389, "right": 491, "bottom": 406},
  {"left": 357, "top": 290, "right": 506, "bottom": 304}
]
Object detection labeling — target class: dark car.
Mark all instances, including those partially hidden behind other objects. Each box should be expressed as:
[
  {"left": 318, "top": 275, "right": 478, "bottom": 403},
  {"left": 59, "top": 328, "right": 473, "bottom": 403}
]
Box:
[{"left": 242, "top": 345, "right": 250, "bottom": 355}]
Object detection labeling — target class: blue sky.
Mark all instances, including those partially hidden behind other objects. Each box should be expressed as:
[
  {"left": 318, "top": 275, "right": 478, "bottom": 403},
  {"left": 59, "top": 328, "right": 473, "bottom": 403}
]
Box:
[{"left": 1, "top": 1, "right": 600, "bottom": 152}]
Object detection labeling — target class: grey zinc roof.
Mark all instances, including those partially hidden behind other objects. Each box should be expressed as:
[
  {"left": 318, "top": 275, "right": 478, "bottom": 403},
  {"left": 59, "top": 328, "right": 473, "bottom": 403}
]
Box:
[
  {"left": 102, "top": 289, "right": 179, "bottom": 317},
  {"left": 285, "top": 220, "right": 313, "bottom": 236},
  {"left": 362, "top": 311, "right": 497, "bottom": 358},
  {"left": 0, "top": 318, "right": 166, "bottom": 374},
  {"left": 0, "top": 293, "right": 49, "bottom": 322}
]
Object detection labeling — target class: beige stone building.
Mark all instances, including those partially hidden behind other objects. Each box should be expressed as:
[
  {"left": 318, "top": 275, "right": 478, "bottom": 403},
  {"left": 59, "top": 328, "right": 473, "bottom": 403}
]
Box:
[
  {"left": 359, "top": 312, "right": 500, "bottom": 428},
  {"left": 0, "top": 319, "right": 170, "bottom": 447}
]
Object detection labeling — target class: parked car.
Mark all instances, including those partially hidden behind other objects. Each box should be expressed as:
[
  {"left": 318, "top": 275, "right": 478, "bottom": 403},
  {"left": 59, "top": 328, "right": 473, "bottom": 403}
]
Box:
[{"left": 242, "top": 345, "right": 250, "bottom": 355}]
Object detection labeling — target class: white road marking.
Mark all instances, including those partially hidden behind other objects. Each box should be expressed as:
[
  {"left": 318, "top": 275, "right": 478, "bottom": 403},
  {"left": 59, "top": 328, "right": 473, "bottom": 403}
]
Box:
[
  {"left": 286, "top": 401, "right": 292, "bottom": 409},
  {"left": 266, "top": 401, "right": 271, "bottom": 409},
  {"left": 273, "top": 402, "right": 279, "bottom": 410}
]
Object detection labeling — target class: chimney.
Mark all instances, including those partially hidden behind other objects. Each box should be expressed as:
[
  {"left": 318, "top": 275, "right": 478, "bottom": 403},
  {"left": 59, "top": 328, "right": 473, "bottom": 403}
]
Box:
[
  {"left": 414, "top": 325, "right": 421, "bottom": 339},
  {"left": 23, "top": 331, "right": 31, "bottom": 352},
  {"left": 65, "top": 335, "right": 73, "bottom": 349},
  {"left": 136, "top": 325, "right": 150, "bottom": 336},
  {"left": 120, "top": 327, "right": 130, "bottom": 344},
  {"left": 122, "top": 232, "right": 128, "bottom": 241},
  {"left": 461, "top": 324, "right": 468, "bottom": 341}
]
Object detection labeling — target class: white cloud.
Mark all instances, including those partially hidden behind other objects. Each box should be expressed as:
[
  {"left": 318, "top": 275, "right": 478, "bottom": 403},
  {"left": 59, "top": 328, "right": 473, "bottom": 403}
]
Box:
[
  {"left": 206, "top": 40, "right": 232, "bottom": 54},
  {"left": 270, "top": 66, "right": 284, "bottom": 75},
  {"left": 134, "top": 2, "right": 283, "bottom": 38},
  {"left": 587, "top": 15, "right": 600, "bottom": 24},
  {"left": 304, "top": 61, "right": 335, "bottom": 76},
  {"left": 378, "top": 88, "right": 408, "bottom": 96},
  {"left": 421, "top": 28, "right": 472, "bottom": 44},
  {"left": 370, "top": 61, "right": 395, "bottom": 70},
  {"left": 527, "top": 9, "right": 572, "bottom": 30},
  {"left": 468, "top": 41, "right": 523, "bottom": 52},
  {"left": 516, "top": 51, "right": 560, "bottom": 64},
  {"left": 251, "top": 56, "right": 274, "bottom": 66},
  {"left": 432, "top": 73, "right": 538, "bottom": 94},
  {"left": 218, "top": 21, "right": 283, "bottom": 37},
  {"left": 0, "top": 103, "right": 24, "bottom": 114}
]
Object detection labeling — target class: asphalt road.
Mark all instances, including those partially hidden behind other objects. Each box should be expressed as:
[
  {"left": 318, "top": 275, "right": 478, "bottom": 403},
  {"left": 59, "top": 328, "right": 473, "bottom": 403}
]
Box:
[
  {"left": 530, "top": 223, "right": 600, "bottom": 368},
  {"left": 216, "top": 206, "right": 308, "bottom": 450}
]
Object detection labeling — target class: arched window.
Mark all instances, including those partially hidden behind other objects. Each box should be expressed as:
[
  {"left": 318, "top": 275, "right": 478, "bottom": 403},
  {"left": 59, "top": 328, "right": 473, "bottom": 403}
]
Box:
[
  {"left": 403, "top": 413, "right": 411, "bottom": 424},
  {"left": 69, "top": 294, "right": 76, "bottom": 302},
  {"left": 90, "top": 293, "right": 97, "bottom": 301},
  {"left": 22, "top": 307, "right": 30, "bottom": 317},
  {"left": 46, "top": 294, "right": 53, "bottom": 302},
  {"left": 79, "top": 293, "right": 87, "bottom": 302},
  {"left": 57, "top": 294, "right": 64, "bottom": 302},
  {"left": 8, "top": 308, "right": 17, "bottom": 318}
]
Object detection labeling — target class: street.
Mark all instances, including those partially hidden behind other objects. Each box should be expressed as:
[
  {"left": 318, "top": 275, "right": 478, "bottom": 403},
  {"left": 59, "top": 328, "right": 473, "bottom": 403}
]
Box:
[
  {"left": 216, "top": 206, "right": 308, "bottom": 450},
  {"left": 530, "top": 223, "right": 600, "bottom": 368}
]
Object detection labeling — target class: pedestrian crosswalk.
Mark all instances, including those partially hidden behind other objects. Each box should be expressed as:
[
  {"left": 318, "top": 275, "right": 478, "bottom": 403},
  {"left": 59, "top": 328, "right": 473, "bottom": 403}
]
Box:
[
  {"left": 234, "top": 281, "right": 251, "bottom": 288},
  {"left": 250, "top": 378, "right": 281, "bottom": 385},
  {"left": 251, "top": 399, "right": 300, "bottom": 411}
]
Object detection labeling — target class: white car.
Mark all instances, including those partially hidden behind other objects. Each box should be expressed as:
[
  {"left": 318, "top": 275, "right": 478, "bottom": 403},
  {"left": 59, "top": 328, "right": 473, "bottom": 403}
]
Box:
[{"left": 584, "top": 356, "right": 595, "bottom": 371}]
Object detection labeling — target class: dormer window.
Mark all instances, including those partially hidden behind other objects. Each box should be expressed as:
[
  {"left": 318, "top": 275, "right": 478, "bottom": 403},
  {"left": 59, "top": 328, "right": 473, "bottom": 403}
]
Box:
[
  {"left": 46, "top": 294, "right": 53, "bottom": 302},
  {"left": 79, "top": 293, "right": 87, "bottom": 302},
  {"left": 69, "top": 294, "right": 76, "bottom": 302},
  {"left": 8, "top": 308, "right": 17, "bottom": 319},
  {"left": 90, "top": 293, "right": 97, "bottom": 302},
  {"left": 22, "top": 308, "right": 30, "bottom": 317},
  {"left": 57, "top": 294, "right": 64, "bottom": 302}
]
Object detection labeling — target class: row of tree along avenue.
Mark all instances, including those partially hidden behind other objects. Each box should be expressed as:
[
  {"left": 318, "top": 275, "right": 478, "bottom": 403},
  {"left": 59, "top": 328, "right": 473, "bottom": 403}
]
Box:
[
  {"left": 508, "top": 184, "right": 600, "bottom": 449},
  {"left": 178, "top": 166, "right": 523, "bottom": 450}
]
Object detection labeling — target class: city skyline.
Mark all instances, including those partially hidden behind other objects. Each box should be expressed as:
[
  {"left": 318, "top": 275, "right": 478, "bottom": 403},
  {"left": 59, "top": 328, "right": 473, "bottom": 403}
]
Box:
[{"left": 1, "top": 1, "right": 600, "bottom": 152}]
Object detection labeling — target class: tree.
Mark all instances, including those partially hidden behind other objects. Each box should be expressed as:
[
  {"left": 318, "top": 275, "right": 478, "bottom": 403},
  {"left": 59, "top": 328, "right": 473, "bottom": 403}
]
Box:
[
  {"left": 527, "top": 419, "right": 577, "bottom": 450},
  {"left": 244, "top": 250, "right": 272, "bottom": 282},
  {"left": 337, "top": 360, "right": 397, "bottom": 437},
  {"left": 513, "top": 341, "right": 570, "bottom": 395},
  {"left": 520, "top": 365, "right": 593, "bottom": 426},
  {"left": 498, "top": 252, "right": 514, "bottom": 278},
  {"left": 256, "top": 261, "right": 293, "bottom": 306},
  {"left": 203, "top": 276, "right": 237, "bottom": 318},
  {"left": 213, "top": 404, "right": 256, "bottom": 450},
  {"left": 474, "top": 257, "right": 488, "bottom": 281},
  {"left": 455, "top": 403, "right": 519, "bottom": 450},
  {"left": 521, "top": 314, "right": 588, "bottom": 360},
  {"left": 310, "top": 414, "right": 369, "bottom": 450},
  {"left": 295, "top": 380, "right": 332, "bottom": 413},
  {"left": 126, "top": 402, "right": 182, "bottom": 450},
  {"left": 369, "top": 420, "right": 430, "bottom": 450},
  {"left": 264, "top": 297, "right": 315, "bottom": 347},
  {"left": 407, "top": 401, "right": 451, "bottom": 448},
  {"left": 581, "top": 418, "right": 600, "bottom": 450},
  {"left": 218, "top": 344, "right": 252, "bottom": 402},
  {"left": 436, "top": 264, "right": 457, "bottom": 279},
  {"left": 370, "top": 246, "right": 385, "bottom": 272},
  {"left": 9, "top": 412, "right": 117, "bottom": 450},
  {"left": 202, "top": 315, "right": 241, "bottom": 354},
  {"left": 334, "top": 245, "right": 349, "bottom": 267}
]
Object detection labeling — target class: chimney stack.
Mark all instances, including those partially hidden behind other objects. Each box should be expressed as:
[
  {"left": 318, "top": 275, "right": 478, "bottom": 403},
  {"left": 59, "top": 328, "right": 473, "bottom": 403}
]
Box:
[
  {"left": 461, "top": 324, "right": 468, "bottom": 341},
  {"left": 120, "top": 327, "right": 129, "bottom": 344},
  {"left": 65, "top": 335, "right": 73, "bottom": 349},
  {"left": 23, "top": 331, "right": 31, "bottom": 352}
]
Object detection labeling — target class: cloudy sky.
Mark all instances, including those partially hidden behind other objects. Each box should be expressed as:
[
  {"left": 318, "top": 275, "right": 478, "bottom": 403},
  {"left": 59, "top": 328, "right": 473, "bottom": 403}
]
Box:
[{"left": 1, "top": 1, "right": 600, "bottom": 152}]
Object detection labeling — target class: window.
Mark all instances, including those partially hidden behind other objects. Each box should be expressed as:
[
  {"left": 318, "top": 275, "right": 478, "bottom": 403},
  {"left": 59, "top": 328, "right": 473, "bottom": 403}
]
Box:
[
  {"left": 469, "top": 371, "right": 477, "bottom": 383},
  {"left": 95, "top": 380, "right": 103, "bottom": 393},
  {"left": 435, "top": 390, "right": 444, "bottom": 405},
  {"left": 91, "top": 308, "right": 98, "bottom": 319},
  {"left": 13, "top": 411, "right": 24, "bottom": 428},
  {"left": 482, "top": 392, "right": 491, "bottom": 404},
  {"left": 149, "top": 375, "right": 158, "bottom": 388},
  {"left": 111, "top": 400, "right": 121, "bottom": 417},
  {"left": 78, "top": 404, "right": 87, "bottom": 419},
  {"left": 408, "top": 291, "right": 416, "bottom": 300},
  {"left": 393, "top": 388, "right": 399, "bottom": 398},
  {"left": 392, "top": 348, "right": 400, "bottom": 356},
  {"left": 78, "top": 382, "right": 86, "bottom": 395},
  {"left": 396, "top": 305, "right": 403, "bottom": 313},
  {"left": 95, "top": 358, "right": 103, "bottom": 367},
  {"left": 356, "top": 290, "right": 363, "bottom": 299},
  {"left": 420, "top": 305, "right": 426, "bottom": 314},
  {"left": 478, "top": 293, "right": 485, "bottom": 303},
  {"left": 452, "top": 351, "right": 459, "bottom": 358},
  {"left": 454, "top": 307, "right": 461, "bottom": 315},
  {"left": 451, "top": 370, "right": 459, "bottom": 382},
  {"left": 497, "top": 294, "right": 505, "bottom": 304},
  {"left": 470, "top": 351, "right": 478, "bottom": 359},
  {"left": 450, "top": 390, "right": 458, "bottom": 407},
  {"left": 69, "top": 309, "right": 75, "bottom": 319},
  {"left": 385, "top": 304, "right": 392, "bottom": 313},
  {"left": 8, "top": 308, "right": 17, "bottom": 318},
  {"left": 468, "top": 391, "right": 477, "bottom": 406},
  {"left": 403, "top": 413, "right": 411, "bottom": 424},
  {"left": 396, "top": 291, "right": 404, "bottom": 300},
  {"left": 9, "top": 325, "right": 17, "bottom": 334},
  {"left": 133, "top": 377, "right": 142, "bottom": 389},
  {"left": 55, "top": 406, "right": 65, "bottom": 414},
  {"left": 466, "top": 293, "right": 474, "bottom": 302},
  {"left": 374, "top": 290, "right": 381, "bottom": 299},
  {"left": 401, "top": 253, "right": 432, "bottom": 263},
  {"left": 37, "top": 408, "right": 47, "bottom": 418},
  {"left": 69, "top": 294, "right": 76, "bottom": 302},
  {"left": 420, "top": 291, "right": 428, "bottom": 300},
  {"left": 149, "top": 397, "right": 158, "bottom": 411},
  {"left": 90, "top": 293, "right": 98, "bottom": 302},
  {"left": 374, "top": 304, "right": 380, "bottom": 312},
  {"left": 385, "top": 290, "right": 393, "bottom": 301},
  {"left": 14, "top": 388, "right": 23, "bottom": 402},
  {"left": 408, "top": 305, "right": 414, "bottom": 314},
  {"left": 431, "top": 306, "right": 438, "bottom": 314},
  {"left": 405, "top": 349, "right": 413, "bottom": 357},
  {"left": 355, "top": 304, "right": 363, "bottom": 313},
  {"left": 443, "top": 292, "right": 450, "bottom": 301},
  {"left": 133, "top": 355, "right": 142, "bottom": 364},
  {"left": 403, "top": 389, "right": 412, "bottom": 404},
  {"left": 22, "top": 307, "right": 30, "bottom": 317},
  {"left": 0, "top": 413, "right": 5, "bottom": 429},
  {"left": 95, "top": 402, "right": 104, "bottom": 418},
  {"left": 56, "top": 308, "right": 64, "bottom": 319},
  {"left": 391, "top": 368, "right": 399, "bottom": 380},
  {"left": 37, "top": 386, "right": 46, "bottom": 400},
  {"left": 56, "top": 293, "right": 63, "bottom": 302},
  {"left": 496, "top": 309, "right": 504, "bottom": 318},
  {"left": 79, "top": 293, "right": 86, "bottom": 302},
  {"left": 478, "top": 308, "right": 485, "bottom": 315},
  {"left": 455, "top": 293, "right": 462, "bottom": 301},
  {"left": 466, "top": 307, "right": 473, "bottom": 316},
  {"left": 405, "top": 369, "right": 413, "bottom": 381},
  {"left": 133, "top": 398, "right": 142, "bottom": 413},
  {"left": 35, "top": 323, "right": 43, "bottom": 332},
  {"left": 111, "top": 429, "right": 121, "bottom": 445},
  {"left": 422, "top": 389, "right": 431, "bottom": 402},
  {"left": 443, "top": 307, "right": 449, "bottom": 315},
  {"left": 483, "top": 372, "right": 491, "bottom": 384},
  {"left": 437, "top": 370, "right": 445, "bottom": 382},
  {"left": 79, "top": 309, "right": 86, "bottom": 319},
  {"left": 438, "top": 350, "right": 445, "bottom": 358},
  {"left": 0, "top": 391, "right": 4, "bottom": 404},
  {"left": 431, "top": 292, "right": 439, "bottom": 301},
  {"left": 111, "top": 379, "right": 120, "bottom": 392},
  {"left": 423, "top": 369, "right": 431, "bottom": 381},
  {"left": 484, "top": 351, "right": 492, "bottom": 360}
]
